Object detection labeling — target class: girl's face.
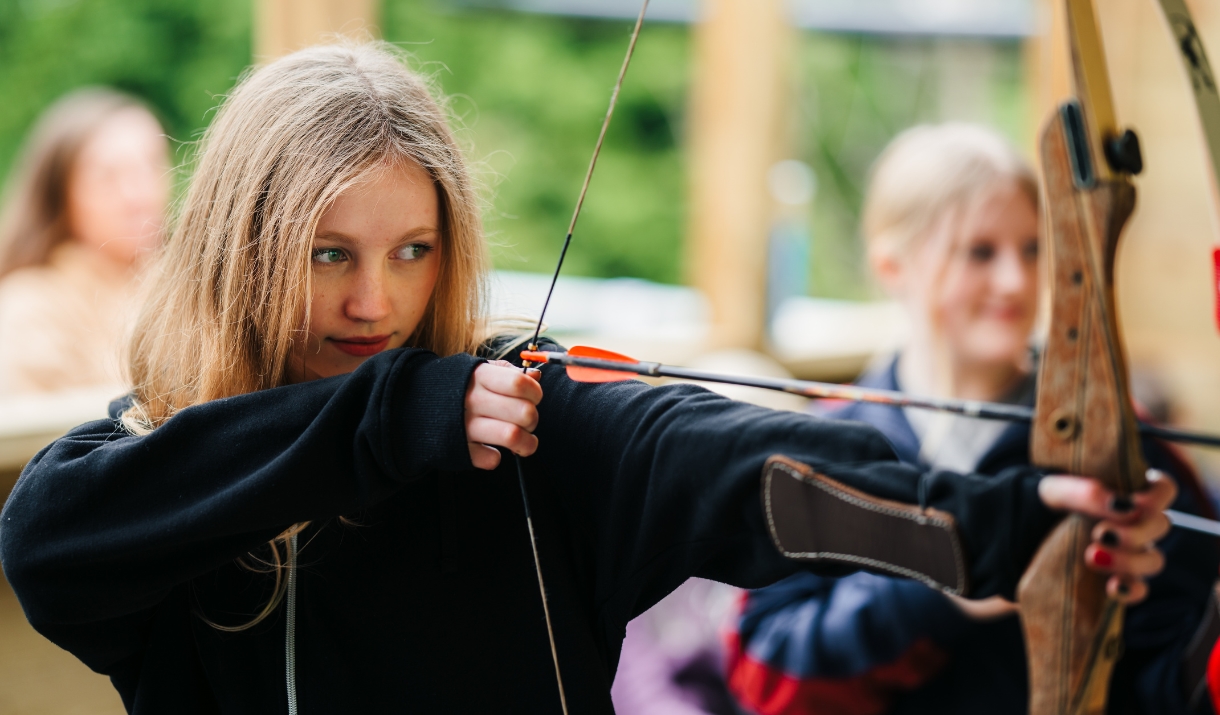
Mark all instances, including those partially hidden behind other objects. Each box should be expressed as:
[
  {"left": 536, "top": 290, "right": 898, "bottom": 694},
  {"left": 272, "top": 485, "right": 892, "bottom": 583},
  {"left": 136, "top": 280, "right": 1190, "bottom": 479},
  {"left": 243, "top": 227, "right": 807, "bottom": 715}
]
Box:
[
  {"left": 67, "top": 107, "right": 170, "bottom": 266},
  {"left": 292, "top": 162, "right": 442, "bottom": 381},
  {"left": 885, "top": 181, "right": 1040, "bottom": 369}
]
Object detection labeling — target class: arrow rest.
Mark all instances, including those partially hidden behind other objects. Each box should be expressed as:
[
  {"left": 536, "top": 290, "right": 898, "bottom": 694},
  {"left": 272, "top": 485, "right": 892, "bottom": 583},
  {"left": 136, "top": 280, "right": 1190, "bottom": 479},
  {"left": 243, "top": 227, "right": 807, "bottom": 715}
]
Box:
[{"left": 1104, "top": 129, "right": 1143, "bottom": 175}]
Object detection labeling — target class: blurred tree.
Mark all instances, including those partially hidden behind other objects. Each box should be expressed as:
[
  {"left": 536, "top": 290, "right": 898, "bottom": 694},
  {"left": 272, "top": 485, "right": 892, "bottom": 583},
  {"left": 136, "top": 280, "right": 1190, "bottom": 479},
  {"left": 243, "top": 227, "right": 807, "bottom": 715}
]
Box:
[
  {"left": 383, "top": 0, "right": 690, "bottom": 283},
  {"left": 0, "top": 0, "right": 252, "bottom": 182}
]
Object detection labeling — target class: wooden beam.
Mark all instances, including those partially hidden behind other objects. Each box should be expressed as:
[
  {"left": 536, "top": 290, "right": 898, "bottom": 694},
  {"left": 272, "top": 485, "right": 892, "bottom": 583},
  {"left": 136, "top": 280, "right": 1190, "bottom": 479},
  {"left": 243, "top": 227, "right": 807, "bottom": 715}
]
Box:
[
  {"left": 687, "top": 0, "right": 793, "bottom": 350},
  {"left": 254, "top": 0, "right": 379, "bottom": 61}
]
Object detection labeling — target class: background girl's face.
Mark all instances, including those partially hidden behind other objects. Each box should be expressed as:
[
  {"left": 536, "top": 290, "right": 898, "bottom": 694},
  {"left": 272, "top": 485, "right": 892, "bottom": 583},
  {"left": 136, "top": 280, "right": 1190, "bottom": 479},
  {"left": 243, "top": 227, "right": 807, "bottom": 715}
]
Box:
[
  {"left": 67, "top": 107, "right": 170, "bottom": 265},
  {"left": 292, "top": 162, "right": 442, "bottom": 381},
  {"left": 896, "top": 181, "right": 1040, "bottom": 369}
]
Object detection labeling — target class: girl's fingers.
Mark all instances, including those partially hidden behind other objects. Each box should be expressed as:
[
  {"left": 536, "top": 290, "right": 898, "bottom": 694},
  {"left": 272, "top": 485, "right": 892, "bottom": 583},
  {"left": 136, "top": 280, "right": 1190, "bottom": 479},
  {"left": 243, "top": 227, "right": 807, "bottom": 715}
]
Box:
[
  {"left": 467, "top": 383, "right": 539, "bottom": 432},
  {"left": 1131, "top": 470, "right": 1177, "bottom": 513},
  {"left": 1040, "top": 470, "right": 1175, "bottom": 606},
  {"left": 1107, "top": 576, "right": 1147, "bottom": 605},
  {"left": 1084, "top": 543, "right": 1165, "bottom": 579},
  {"left": 1091, "top": 512, "right": 1171, "bottom": 552},
  {"left": 463, "top": 363, "right": 544, "bottom": 468},
  {"left": 1039, "top": 471, "right": 1178, "bottom": 524},
  {"left": 1038, "top": 476, "right": 1124, "bottom": 520},
  {"left": 473, "top": 363, "right": 544, "bottom": 404},
  {"left": 468, "top": 442, "right": 502, "bottom": 471},
  {"left": 466, "top": 417, "right": 539, "bottom": 458}
]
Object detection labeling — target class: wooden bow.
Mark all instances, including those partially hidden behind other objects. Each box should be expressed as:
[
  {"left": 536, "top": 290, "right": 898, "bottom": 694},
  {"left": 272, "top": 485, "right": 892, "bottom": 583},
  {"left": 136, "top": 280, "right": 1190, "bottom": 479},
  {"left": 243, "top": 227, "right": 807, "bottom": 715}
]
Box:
[{"left": 1016, "top": 1, "right": 1149, "bottom": 712}]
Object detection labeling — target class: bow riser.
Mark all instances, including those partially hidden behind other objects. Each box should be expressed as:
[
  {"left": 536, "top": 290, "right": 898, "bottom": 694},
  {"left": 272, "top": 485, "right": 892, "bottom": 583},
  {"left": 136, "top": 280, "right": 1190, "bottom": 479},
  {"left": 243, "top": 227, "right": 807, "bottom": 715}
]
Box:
[
  {"left": 1031, "top": 110, "right": 1145, "bottom": 491},
  {"left": 1018, "top": 98, "right": 1147, "bottom": 715}
]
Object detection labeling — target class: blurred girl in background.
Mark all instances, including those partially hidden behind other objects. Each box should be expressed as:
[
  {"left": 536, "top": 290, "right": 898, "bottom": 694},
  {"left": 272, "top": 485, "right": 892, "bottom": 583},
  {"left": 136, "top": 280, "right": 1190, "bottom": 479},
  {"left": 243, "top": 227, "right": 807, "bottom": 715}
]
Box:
[
  {"left": 0, "top": 87, "right": 170, "bottom": 394},
  {"left": 727, "top": 123, "right": 1219, "bottom": 715}
]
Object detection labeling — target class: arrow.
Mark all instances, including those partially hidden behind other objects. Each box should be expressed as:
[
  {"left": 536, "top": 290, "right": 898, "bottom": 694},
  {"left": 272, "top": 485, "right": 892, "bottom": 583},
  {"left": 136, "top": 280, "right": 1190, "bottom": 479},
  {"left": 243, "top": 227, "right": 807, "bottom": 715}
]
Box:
[
  {"left": 520, "top": 346, "right": 1220, "bottom": 450},
  {"left": 520, "top": 346, "right": 1220, "bottom": 539}
]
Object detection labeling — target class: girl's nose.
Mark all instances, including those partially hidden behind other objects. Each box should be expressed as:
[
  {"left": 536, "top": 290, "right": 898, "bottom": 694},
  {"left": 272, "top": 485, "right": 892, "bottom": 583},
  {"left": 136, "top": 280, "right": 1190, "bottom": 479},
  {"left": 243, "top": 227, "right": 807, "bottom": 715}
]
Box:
[
  {"left": 994, "top": 248, "right": 1032, "bottom": 295},
  {"left": 345, "top": 267, "right": 392, "bottom": 323}
]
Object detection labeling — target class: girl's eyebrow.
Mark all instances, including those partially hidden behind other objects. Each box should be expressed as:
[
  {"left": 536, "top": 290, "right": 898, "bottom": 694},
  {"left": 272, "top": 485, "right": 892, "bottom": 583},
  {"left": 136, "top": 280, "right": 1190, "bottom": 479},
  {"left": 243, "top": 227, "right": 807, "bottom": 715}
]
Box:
[
  {"left": 313, "top": 230, "right": 357, "bottom": 244},
  {"left": 312, "top": 226, "right": 440, "bottom": 244},
  {"left": 399, "top": 226, "right": 440, "bottom": 242}
]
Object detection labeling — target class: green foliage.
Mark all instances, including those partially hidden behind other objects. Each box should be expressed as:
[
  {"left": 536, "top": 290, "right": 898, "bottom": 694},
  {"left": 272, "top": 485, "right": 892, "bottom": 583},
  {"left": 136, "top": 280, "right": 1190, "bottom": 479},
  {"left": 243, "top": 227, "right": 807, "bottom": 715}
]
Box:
[
  {"left": 0, "top": 0, "right": 252, "bottom": 180},
  {"left": 382, "top": 1, "right": 690, "bottom": 283},
  {"left": 0, "top": 0, "right": 1027, "bottom": 296}
]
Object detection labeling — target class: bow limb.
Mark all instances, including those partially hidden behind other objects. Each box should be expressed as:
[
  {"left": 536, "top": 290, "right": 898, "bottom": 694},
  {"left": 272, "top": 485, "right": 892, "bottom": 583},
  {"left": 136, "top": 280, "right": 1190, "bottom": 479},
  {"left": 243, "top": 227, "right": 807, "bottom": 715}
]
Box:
[
  {"left": 1017, "top": 2, "right": 1147, "bottom": 713},
  {"left": 1152, "top": 0, "right": 1220, "bottom": 332}
]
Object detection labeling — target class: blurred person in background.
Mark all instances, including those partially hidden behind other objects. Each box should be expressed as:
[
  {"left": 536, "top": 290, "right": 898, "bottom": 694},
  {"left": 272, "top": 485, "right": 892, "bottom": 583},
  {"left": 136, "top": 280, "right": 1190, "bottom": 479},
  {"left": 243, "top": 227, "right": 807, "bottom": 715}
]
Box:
[
  {"left": 0, "top": 87, "right": 170, "bottom": 395},
  {"left": 726, "top": 123, "right": 1220, "bottom": 715}
]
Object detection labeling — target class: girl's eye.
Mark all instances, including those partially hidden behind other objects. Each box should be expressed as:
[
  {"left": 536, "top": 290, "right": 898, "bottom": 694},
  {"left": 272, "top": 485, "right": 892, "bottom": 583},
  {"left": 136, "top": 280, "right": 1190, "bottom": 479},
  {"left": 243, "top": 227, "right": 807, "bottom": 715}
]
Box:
[
  {"left": 1022, "top": 239, "right": 1039, "bottom": 262},
  {"left": 395, "top": 243, "right": 434, "bottom": 261},
  {"left": 968, "top": 243, "right": 995, "bottom": 263},
  {"left": 312, "top": 248, "right": 347, "bottom": 264}
]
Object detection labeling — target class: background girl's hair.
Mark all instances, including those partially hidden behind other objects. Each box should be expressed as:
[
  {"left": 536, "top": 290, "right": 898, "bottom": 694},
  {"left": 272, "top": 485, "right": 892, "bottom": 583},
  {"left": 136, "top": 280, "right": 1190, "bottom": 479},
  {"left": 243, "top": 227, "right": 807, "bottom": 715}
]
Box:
[
  {"left": 122, "top": 40, "right": 489, "bottom": 434},
  {"left": 861, "top": 122, "right": 1037, "bottom": 257},
  {"left": 0, "top": 87, "right": 153, "bottom": 279},
  {"left": 121, "top": 41, "right": 492, "bottom": 629}
]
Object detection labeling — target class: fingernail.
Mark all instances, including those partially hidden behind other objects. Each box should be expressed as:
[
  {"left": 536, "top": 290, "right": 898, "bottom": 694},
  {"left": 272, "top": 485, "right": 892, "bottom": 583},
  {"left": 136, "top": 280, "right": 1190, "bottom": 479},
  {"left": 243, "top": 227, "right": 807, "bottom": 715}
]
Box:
[
  {"left": 1092, "top": 549, "right": 1114, "bottom": 567},
  {"left": 1116, "top": 581, "right": 1131, "bottom": 597},
  {"left": 1100, "top": 530, "right": 1120, "bottom": 547},
  {"left": 1110, "top": 496, "right": 1134, "bottom": 514}
]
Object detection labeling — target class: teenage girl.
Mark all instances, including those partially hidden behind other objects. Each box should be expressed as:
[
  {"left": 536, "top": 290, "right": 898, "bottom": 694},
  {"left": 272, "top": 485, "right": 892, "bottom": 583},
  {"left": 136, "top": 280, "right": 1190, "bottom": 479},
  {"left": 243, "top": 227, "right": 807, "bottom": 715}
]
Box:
[
  {"left": 0, "top": 87, "right": 169, "bottom": 394},
  {"left": 0, "top": 48, "right": 1172, "bottom": 714},
  {"left": 727, "top": 124, "right": 1217, "bottom": 715}
]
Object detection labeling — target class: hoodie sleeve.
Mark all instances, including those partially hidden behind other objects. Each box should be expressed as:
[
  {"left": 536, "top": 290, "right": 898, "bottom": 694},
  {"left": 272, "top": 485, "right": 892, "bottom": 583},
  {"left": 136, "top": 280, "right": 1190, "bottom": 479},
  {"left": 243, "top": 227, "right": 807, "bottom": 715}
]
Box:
[
  {"left": 526, "top": 365, "right": 1055, "bottom": 655},
  {"left": 0, "top": 348, "right": 479, "bottom": 670}
]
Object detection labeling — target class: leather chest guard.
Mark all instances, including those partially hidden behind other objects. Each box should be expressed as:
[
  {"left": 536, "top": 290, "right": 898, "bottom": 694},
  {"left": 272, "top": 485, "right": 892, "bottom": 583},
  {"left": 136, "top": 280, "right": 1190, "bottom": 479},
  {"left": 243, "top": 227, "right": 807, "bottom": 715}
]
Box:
[{"left": 762, "top": 455, "right": 969, "bottom": 596}]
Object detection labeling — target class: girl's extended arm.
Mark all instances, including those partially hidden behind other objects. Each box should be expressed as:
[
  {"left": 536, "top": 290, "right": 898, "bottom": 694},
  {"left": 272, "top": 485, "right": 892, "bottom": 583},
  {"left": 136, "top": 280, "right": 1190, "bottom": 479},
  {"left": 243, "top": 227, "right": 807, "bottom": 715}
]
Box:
[{"left": 526, "top": 367, "right": 1057, "bottom": 639}]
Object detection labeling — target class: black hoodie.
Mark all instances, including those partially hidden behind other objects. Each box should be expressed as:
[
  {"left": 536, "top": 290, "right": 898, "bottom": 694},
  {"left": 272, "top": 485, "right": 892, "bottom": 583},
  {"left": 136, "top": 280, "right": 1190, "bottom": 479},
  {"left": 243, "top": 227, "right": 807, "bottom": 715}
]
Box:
[{"left": 0, "top": 346, "right": 1052, "bottom": 714}]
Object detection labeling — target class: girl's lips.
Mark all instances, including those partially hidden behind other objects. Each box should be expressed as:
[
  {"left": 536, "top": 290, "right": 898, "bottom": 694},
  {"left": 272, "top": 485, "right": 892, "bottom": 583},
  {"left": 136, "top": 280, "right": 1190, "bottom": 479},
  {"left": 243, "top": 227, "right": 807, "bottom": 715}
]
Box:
[{"left": 329, "top": 335, "right": 392, "bottom": 357}]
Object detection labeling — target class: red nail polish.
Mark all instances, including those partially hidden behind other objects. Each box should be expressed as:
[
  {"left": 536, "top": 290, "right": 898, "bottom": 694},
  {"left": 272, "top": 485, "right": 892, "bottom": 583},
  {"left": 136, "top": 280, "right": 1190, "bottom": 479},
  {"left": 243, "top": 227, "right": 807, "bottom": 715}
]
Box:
[{"left": 1092, "top": 549, "right": 1113, "bottom": 567}]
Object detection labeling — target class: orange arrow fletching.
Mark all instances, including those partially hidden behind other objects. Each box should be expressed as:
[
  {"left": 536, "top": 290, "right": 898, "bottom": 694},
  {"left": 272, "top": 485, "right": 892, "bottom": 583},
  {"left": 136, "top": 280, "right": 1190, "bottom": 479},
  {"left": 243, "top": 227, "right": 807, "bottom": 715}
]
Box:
[
  {"left": 567, "top": 345, "right": 638, "bottom": 383},
  {"left": 520, "top": 345, "right": 640, "bottom": 383}
]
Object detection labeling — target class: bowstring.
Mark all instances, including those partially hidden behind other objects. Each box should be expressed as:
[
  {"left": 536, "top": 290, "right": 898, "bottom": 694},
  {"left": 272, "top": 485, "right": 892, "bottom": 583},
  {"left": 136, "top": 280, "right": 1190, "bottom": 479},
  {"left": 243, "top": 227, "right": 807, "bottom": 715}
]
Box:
[
  {"left": 515, "top": 3, "right": 650, "bottom": 713},
  {"left": 528, "top": 0, "right": 651, "bottom": 351}
]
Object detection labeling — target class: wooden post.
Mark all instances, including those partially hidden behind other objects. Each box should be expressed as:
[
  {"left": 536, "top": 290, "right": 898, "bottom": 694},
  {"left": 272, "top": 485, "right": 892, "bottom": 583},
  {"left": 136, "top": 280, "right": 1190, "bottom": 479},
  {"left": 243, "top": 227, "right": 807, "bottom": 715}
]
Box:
[
  {"left": 687, "top": 0, "right": 792, "bottom": 350},
  {"left": 254, "top": 0, "right": 379, "bottom": 61},
  {"left": 1030, "top": 0, "right": 1220, "bottom": 474}
]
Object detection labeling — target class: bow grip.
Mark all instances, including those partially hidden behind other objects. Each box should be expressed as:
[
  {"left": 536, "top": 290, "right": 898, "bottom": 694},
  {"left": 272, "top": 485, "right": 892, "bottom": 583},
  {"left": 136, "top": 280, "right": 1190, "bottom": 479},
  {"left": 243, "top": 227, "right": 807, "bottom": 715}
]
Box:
[{"left": 1018, "top": 103, "right": 1148, "bottom": 715}]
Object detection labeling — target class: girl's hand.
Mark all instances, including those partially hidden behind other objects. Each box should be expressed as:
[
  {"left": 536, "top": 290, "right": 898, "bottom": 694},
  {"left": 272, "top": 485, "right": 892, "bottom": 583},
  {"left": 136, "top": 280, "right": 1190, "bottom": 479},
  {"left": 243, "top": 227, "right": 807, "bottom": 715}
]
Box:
[
  {"left": 1038, "top": 469, "right": 1177, "bottom": 605},
  {"left": 465, "top": 360, "right": 544, "bottom": 470}
]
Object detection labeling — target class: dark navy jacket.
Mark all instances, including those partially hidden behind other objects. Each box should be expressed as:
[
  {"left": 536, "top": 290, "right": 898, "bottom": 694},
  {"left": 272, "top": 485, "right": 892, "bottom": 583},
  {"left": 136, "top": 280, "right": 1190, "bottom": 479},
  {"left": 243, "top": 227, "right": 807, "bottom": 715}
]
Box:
[{"left": 728, "top": 359, "right": 1219, "bottom": 715}]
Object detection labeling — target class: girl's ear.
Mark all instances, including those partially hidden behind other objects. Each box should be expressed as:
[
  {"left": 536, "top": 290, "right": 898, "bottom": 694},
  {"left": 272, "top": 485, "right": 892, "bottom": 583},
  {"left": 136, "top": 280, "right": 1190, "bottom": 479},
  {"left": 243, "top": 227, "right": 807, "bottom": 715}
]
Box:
[{"left": 869, "top": 242, "right": 906, "bottom": 298}]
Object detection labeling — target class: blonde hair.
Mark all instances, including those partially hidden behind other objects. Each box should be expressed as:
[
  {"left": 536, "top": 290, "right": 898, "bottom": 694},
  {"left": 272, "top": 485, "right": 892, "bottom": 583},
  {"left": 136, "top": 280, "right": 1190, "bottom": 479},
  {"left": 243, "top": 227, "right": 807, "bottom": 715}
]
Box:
[
  {"left": 123, "top": 42, "right": 488, "bottom": 433},
  {"left": 0, "top": 87, "right": 156, "bottom": 279},
  {"left": 121, "top": 42, "right": 490, "bottom": 629},
  {"left": 861, "top": 122, "right": 1037, "bottom": 258}
]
